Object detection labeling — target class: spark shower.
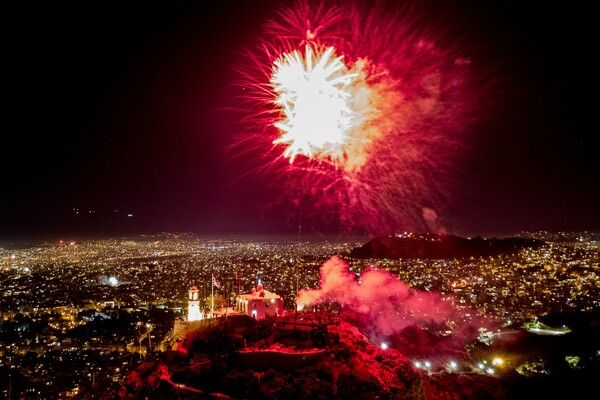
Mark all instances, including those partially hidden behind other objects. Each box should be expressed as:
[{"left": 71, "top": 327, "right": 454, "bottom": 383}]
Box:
[{"left": 232, "top": 0, "right": 483, "bottom": 235}]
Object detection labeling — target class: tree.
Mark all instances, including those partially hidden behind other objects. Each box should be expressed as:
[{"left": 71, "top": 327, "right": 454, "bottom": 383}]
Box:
[{"left": 205, "top": 294, "right": 227, "bottom": 311}]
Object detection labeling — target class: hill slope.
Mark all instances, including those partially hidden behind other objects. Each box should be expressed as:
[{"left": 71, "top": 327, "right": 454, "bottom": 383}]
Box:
[{"left": 348, "top": 233, "right": 545, "bottom": 259}]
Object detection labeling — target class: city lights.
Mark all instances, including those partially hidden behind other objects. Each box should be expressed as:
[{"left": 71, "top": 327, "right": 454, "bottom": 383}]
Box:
[{"left": 0, "top": 230, "right": 597, "bottom": 397}]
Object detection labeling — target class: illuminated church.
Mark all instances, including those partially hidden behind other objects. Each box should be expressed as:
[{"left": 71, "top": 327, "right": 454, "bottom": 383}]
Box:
[
  {"left": 170, "top": 281, "right": 284, "bottom": 349},
  {"left": 235, "top": 281, "right": 283, "bottom": 319}
]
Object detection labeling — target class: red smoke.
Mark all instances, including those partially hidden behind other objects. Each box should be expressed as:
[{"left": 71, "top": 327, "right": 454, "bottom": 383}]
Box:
[{"left": 297, "top": 256, "right": 489, "bottom": 340}]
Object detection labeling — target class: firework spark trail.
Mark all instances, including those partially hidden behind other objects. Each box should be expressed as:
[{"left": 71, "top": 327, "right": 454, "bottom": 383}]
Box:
[{"left": 232, "top": 0, "right": 481, "bottom": 235}]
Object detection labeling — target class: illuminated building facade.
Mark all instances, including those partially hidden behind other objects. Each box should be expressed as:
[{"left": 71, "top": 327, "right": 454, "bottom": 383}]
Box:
[
  {"left": 187, "top": 285, "right": 202, "bottom": 321},
  {"left": 236, "top": 282, "right": 283, "bottom": 319}
]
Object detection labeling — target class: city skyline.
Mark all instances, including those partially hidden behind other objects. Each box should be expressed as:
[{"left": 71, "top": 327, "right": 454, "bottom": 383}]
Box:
[
  {"left": 3, "top": 0, "right": 598, "bottom": 240},
  {"left": 0, "top": 230, "right": 597, "bottom": 398}
]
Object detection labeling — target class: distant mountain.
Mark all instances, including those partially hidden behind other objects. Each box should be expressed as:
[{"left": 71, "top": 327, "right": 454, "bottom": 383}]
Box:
[{"left": 348, "top": 232, "right": 545, "bottom": 259}]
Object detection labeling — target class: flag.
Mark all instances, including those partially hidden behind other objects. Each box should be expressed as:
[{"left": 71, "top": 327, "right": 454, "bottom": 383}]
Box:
[{"left": 212, "top": 275, "right": 221, "bottom": 288}]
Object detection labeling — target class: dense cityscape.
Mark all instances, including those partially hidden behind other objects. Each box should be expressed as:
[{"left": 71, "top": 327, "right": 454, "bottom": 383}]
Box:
[{"left": 0, "top": 231, "right": 597, "bottom": 398}]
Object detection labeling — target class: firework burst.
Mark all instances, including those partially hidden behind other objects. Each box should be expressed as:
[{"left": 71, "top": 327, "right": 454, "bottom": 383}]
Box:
[
  {"left": 271, "top": 45, "right": 356, "bottom": 162},
  {"left": 231, "top": 0, "right": 482, "bottom": 235}
]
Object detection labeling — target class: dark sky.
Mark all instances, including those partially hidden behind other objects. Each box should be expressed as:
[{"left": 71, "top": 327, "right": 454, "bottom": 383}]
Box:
[{"left": 2, "top": 1, "right": 598, "bottom": 240}]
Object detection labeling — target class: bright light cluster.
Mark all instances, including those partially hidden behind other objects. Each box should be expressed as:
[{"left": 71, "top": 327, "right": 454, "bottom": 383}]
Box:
[{"left": 270, "top": 45, "right": 359, "bottom": 164}]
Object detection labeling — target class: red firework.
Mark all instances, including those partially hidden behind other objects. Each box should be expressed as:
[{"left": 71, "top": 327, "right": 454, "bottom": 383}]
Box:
[{"left": 231, "top": 0, "right": 481, "bottom": 236}]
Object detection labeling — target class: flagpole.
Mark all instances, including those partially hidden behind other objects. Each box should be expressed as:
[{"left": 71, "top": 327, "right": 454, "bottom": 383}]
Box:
[{"left": 211, "top": 273, "right": 214, "bottom": 318}]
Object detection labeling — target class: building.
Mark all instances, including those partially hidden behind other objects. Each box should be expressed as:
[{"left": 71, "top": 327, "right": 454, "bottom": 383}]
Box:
[
  {"left": 169, "top": 282, "right": 283, "bottom": 350},
  {"left": 168, "top": 284, "right": 224, "bottom": 349},
  {"left": 235, "top": 281, "right": 283, "bottom": 319},
  {"left": 187, "top": 285, "right": 202, "bottom": 321}
]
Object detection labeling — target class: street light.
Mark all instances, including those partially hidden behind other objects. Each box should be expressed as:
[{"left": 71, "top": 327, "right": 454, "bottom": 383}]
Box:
[
  {"left": 136, "top": 321, "right": 143, "bottom": 359},
  {"left": 146, "top": 323, "right": 153, "bottom": 354}
]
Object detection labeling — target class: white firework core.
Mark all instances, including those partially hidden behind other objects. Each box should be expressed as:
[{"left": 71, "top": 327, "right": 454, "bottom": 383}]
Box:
[{"left": 270, "top": 45, "right": 359, "bottom": 163}]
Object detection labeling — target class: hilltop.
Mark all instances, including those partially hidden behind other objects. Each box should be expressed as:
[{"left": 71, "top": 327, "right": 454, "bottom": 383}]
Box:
[{"left": 116, "top": 315, "right": 500, "bottom": 399}]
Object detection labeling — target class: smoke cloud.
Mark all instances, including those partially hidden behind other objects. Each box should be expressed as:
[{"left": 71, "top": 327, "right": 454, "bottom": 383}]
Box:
[
  {"left": 297, "top": 256, "right": 487, "bottom": 340},
  {"left": 422, "top": 207, "right": 446, "bottom": 234}
]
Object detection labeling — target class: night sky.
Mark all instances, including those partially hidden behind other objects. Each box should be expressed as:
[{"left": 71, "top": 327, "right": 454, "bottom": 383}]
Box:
[{"left": 3, "top": 1, "right": 598, "bottom": 240}]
